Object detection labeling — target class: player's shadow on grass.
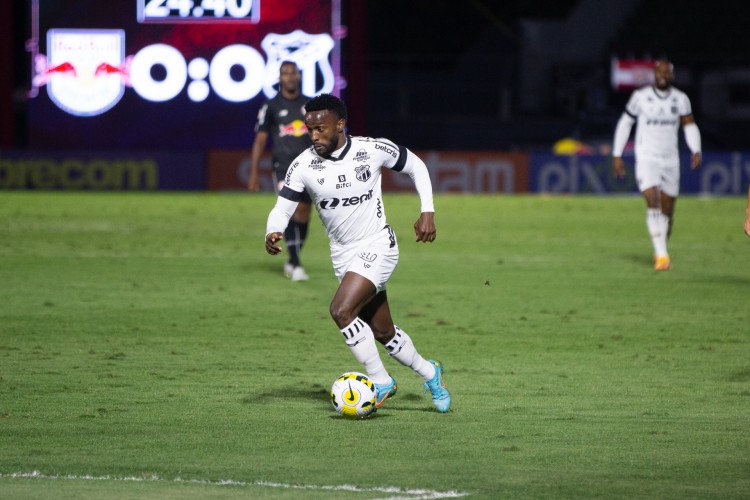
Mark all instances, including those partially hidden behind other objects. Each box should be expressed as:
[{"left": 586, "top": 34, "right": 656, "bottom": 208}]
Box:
[
  {"left": 380, "top": 393, "right": 439, "bottom": 413},
  {"left": 241, "top": 385, "right": 329, "bottom": 404},
  {"left": 242, "top": 387, "right": 436, "bottom": 414},
  {"left": 238, "top": 261, "right": 291, "bottom": 277},
  {"left": 623, "top": 253, "right": 654, "bottom": 267}
]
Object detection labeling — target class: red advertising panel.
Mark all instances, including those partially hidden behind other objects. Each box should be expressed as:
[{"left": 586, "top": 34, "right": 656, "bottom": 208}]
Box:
[{"left": 610, "top": 58, "right": 655, "bottom": 90}]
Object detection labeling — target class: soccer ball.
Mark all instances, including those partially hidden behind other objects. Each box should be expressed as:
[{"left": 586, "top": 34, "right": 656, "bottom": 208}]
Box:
[{"left": 330, "top": 372, "right": 377, "bottom": 419}]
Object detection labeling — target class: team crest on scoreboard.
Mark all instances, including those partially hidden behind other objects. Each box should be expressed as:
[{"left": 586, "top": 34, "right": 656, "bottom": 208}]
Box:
[
  {"left": 40, "top": 29, "right": 128, "bottom": 117},
  {"left": 261, "top": 30, "right": 335, "bottom": 98},
  {"left": 355, "top": 165, "right": 371, "bottom": 182}
]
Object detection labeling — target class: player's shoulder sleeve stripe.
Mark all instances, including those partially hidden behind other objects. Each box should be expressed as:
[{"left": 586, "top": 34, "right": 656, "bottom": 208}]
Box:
[
  {"left": 358, "top": 136, "right": 406, "bottom": 170},
  {"left": 391, "top": 145, "right": 408, "bottom": 172},
  {"left": 279, "top": 186, "right": 304, "bottom": 201}
]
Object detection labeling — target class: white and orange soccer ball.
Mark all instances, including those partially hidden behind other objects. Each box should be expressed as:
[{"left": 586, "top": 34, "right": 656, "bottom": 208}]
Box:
[{"left": 330, "top": 372, "right": 377, "bottom": 419}]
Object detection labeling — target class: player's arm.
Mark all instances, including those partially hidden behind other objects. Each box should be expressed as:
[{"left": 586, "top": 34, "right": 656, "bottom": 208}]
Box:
[
  {"left": 681, "top": 114, "right": 702, "bottom": 169},
  {"left": 612, "top": 112, "right": 635, "bottom": 179},
  {"left": 265, "top": 186, "right": 302, "bottom": 254},
  {"left": 744, "top": 186, "right": 750, "bottom": 237},
  {"left": 398, "top": 149, "right": 436, "bottom": 243},
  {"left": 249, "top": 130, "right": 269, "bottom": 192}
]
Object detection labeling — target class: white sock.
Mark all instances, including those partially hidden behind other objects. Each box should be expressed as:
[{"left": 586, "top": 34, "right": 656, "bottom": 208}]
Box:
[
  {"left": 384, "top": 325, "right": 436, "bottom": 381},
  {"left": 341, "top": 318, "right": 390, "bottom": 385},
  {"left": 646, "top": 208, "right": 669, "bottom": 258}
]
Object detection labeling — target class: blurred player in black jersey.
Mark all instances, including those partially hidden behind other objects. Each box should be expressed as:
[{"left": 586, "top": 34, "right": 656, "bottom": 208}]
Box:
[{"left": 249, "top": 61, "right": 312, "bottom": 281}]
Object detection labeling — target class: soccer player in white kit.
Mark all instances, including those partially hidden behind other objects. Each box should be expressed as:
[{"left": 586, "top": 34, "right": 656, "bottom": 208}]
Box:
[
  {"left": 612, "top": 59, "right": 702, "bottom": 271},
  {"left": 264, "top": 94, "right": 451, "bottom": 413}
]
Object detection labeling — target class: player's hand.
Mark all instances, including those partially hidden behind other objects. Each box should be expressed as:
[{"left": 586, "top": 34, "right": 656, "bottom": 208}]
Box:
[
  {"left": 265, "top": 232, "right": 284, "bottom": 255},
  {"left": 691, "top": 152, "right": 702, "bottom": 170},
  {"left": 745, "top": 215, "right": 750, "bottom": 237},
  {"left": 414, "top": 212, "right": 436, "bottom": 243},
  {"left": 612, "top": 157, "right": 627, "bottom": 179}
]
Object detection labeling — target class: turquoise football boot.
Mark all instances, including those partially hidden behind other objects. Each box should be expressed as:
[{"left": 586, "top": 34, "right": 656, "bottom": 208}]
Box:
[{"left": 424, "top": 360, "right": 451, "bottom": 412}]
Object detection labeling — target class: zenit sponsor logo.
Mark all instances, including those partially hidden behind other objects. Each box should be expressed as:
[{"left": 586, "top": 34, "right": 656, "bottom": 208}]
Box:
[
  {"left": 645, "top": 119, "right": 678, "bottom": 126},
  {"left": 375, "top": 143, "right": 397, "bottom": 158},
  {"left": 318, "top": 189, "right": 373, "bottom": 209}
]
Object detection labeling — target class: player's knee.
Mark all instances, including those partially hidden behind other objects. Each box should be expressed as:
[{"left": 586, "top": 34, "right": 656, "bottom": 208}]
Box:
[{"left": 329, "top": 302, "right": 356, "bottom": 328}]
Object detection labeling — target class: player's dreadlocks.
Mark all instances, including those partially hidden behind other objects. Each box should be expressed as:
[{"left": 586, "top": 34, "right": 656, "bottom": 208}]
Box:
[{"left": 305, "top": 93, "right": 347, "bottom": 121}]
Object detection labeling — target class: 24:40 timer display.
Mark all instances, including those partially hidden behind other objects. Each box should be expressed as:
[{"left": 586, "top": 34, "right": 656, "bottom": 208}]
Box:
[{"left": 137, "top": 0, "right": 260, "bottom": 23}]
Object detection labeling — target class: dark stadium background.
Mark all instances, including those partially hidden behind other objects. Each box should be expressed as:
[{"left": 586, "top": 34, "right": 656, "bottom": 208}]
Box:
[{"left": 3, "top": 0, "right": 750, "bottom": 152}]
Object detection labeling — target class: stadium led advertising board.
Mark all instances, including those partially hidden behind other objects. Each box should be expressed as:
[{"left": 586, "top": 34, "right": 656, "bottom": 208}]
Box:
[{"left": 27, "top": 0, "right": 342, "bottom": 148}]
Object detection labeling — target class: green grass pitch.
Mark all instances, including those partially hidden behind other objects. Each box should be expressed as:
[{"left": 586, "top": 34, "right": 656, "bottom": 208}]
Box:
[{"left": 0, "top": 191, "right": 748, "bottom": 499}]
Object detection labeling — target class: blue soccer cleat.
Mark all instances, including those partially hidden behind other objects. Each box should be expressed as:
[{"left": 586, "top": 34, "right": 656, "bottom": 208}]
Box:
[
  {"left": 424, "top": 360, "right": 451, "bottom": 412},
  {"left": 374, "top": 376, "right": 398, "bottom": 409}
]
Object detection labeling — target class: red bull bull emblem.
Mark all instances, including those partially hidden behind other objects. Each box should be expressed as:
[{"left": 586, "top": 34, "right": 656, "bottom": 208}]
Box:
[{"left": 279, "top": 120, "right": 308, "bottom": 137}]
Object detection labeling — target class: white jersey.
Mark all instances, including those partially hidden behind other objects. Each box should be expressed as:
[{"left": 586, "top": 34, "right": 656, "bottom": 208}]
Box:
[
  {"left": 625, "top": 86, "right": 692, "bottom": 159},
  {"left": 272, "top": 135, "right": 432, "bottom": 246}
]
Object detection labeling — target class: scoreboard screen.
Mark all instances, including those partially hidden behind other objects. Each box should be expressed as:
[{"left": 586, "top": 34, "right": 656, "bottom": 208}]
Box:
[
  {"left": 27, "top": 0, "right": 342, "bottom": 149},
  {"left": 137, "top": 0, "right": 261, "bottom": 23}
]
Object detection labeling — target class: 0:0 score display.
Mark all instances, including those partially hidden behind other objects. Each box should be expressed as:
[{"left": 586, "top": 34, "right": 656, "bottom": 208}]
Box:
[{"left": 137, "top": 0, "right": 260, "bottom": 23}]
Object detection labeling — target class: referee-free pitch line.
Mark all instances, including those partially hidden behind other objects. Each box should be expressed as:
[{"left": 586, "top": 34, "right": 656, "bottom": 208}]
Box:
[{"left": 1, "top": 471, "right": 469, "bottom": 499}]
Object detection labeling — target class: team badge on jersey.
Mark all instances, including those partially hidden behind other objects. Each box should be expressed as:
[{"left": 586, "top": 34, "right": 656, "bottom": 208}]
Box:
[{"left": 355, "top": 165, "right": 371, "bottom": 182}]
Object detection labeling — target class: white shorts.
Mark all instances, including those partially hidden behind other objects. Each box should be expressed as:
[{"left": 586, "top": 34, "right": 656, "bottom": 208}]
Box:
[
  {"left": 635, "top": 157, "right": 680, "bottom": 197},
  {"left": 330, "top": 225, "right": 399, "bottom": 293}
]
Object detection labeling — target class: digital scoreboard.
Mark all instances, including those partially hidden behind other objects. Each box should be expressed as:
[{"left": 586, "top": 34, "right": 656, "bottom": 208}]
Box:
[
  {"left": 27, "top": 0, "right": 342, "bottom": 149},
  {"left": 137, "top": 0, "right": 261, "bottom": 23}
]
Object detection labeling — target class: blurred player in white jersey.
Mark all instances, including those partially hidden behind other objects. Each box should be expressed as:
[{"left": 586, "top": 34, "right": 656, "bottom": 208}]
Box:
[
  {"left": 264, "top": 94, "right": 451, "bottom": 413},
  {"left": 612, "top": 59, "right": 702, "bottom": 271}
]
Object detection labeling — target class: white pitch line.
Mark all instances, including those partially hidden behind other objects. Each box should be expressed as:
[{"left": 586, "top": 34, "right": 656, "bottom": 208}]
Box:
[{"left": 2, "top": 471, "right": 469, "bottom": 499}]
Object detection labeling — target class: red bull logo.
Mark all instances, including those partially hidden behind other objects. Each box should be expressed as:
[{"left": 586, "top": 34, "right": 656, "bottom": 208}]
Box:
[
  {"left": 279, "top": 120, "right": 308, "bottom": 137},
  {"left": 38, "top": 29, "right": 129, "bottom": 116}
]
